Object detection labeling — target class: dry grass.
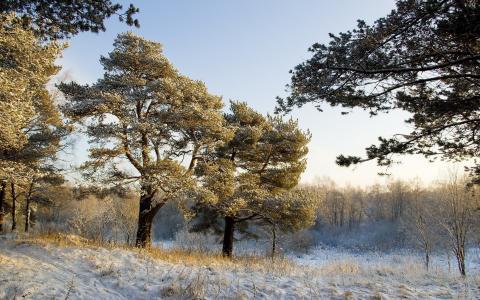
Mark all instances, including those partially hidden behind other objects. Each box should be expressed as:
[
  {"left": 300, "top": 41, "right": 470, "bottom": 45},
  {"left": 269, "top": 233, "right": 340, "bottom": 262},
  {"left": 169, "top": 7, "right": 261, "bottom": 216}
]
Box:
[
  {"left": 13, "top": 232, "right": 461, "bottom": 282},
  {"left": 12, "top": 232, "right": 437, "bottom": 281},
  {"left": 4, "top": 233, "right": 480, "bottom": 299},
  {"left": 17, "top": 232, "right": 298, "bottom": 276}
]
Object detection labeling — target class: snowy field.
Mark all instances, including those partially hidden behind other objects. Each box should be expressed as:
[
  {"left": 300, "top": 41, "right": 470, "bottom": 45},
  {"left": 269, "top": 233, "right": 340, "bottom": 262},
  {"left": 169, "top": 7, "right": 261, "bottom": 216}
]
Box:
[{"left": 1, "top": 237, "right": 479, "bottom": 299}]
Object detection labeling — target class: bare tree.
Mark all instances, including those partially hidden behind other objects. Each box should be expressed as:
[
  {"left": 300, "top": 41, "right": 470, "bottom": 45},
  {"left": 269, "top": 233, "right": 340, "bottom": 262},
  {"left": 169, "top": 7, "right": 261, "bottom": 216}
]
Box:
[
  {"left": 403, "top": 181, "right": 437, "bottom": 271},
  {"left": 439, "top": 173, "right": 479, "bottom": 276},
  {"left": 388, "top": 180, "right": 409, "bottom": 221}
]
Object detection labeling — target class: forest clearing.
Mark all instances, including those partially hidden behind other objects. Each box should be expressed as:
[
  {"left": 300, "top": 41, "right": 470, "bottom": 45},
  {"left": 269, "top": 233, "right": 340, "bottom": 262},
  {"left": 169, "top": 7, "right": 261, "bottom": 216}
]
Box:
[{"left": 1, "top": 0, "right": 479, "bottom": 299}]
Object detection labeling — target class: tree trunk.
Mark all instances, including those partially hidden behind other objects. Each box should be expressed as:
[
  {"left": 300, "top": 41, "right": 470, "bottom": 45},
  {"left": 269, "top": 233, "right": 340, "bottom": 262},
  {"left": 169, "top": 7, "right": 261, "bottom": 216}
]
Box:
[
  {"left": 24, "top": 181, "right": 34, "bottom": 233},
  {"left": 456, "top": 246, "right": 466, "bottom": 276},
  {"left": 10, "top": 181, "right": 16, "bottom": 231},
  {"left": 447, "top": 251, "right": 451, "bottom": 273},
  {"left": 271, "top": 224, "right": 277, "bottom": 260},
  {"left": 25, "top": 201, "right": 31, "bottom": 232},
  {"left": 0, "top": 181, "right": 6, "bottom": 233},
  {"left": 425, "top": 248, "right": 430, "bottom": 271},
  {"left": 424, "top": 241, "right": 430, "bottom": 271},
  {"left": 222, "top": 216, "right": 235, "bottom": 257},
  {"left": 135, "top": 193, "right": 162, "bottom": 248}
]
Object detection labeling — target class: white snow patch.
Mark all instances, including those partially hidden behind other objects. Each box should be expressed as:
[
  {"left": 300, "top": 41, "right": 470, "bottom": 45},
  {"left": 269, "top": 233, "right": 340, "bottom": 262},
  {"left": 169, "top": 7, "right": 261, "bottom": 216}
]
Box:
[{"left": 0, "top": 239, "right": 479, "bottom": 299}]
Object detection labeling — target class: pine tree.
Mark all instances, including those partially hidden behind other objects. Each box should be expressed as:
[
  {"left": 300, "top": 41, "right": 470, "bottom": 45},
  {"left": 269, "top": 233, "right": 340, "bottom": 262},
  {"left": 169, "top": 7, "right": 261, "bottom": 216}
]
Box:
[
  {"left": 0, "top": 13, "right": 62, "bottom": 156},
  {"left": 277, "top": 0, "right": 480, "bottom": 178},
  {"left": 1, "top": 0, "right": 139, "bottom": 39},
  {"left": 59, "top": 32, "right": 228, "bottom": 247},
  {"left": 196, "top": 101, "right": 311, "bottom": 257},
  {"left": 260, "top": 188, "right": 319, "bottom": 258},
  {"left": 0, "top": 13, "right": 65, "bottom": 232}
]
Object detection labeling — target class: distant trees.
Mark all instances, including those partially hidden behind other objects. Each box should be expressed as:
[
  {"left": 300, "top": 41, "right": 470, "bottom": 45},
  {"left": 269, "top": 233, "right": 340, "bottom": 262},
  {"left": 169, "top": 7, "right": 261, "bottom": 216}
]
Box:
[
  {"left": 387, "top": 180, "right": 408, "bottom": 221},
  {"left": 324, "top": 189, "right": 346, "bottom": 227},
  {"left": 195, "top": 101, "right": 311, "bottom": 257},
  {"left": 60, "top": 32, "right": 228, "bottom": 247},
  {"left": 276, "top": 0, "right": 480, "bottom": 180},
  {"left": 303, "top": 174, "right": 480, "bottom": 276},
  {"left": 343, "top": 187, "right": 364, "bottom": 229}
]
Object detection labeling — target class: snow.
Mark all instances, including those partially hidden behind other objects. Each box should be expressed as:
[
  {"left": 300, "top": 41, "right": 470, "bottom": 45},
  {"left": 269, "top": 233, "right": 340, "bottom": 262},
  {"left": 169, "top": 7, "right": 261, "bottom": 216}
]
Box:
[{"left": 1, "top": 238, "right": 479, "bottom": 299}]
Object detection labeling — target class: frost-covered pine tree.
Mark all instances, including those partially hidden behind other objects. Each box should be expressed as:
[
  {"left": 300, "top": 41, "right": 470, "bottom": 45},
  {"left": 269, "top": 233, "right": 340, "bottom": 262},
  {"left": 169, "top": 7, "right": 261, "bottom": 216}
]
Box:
[
  {"left": 0, "top": 0, "right": 139, "bottom": 39},
  {"left": 0, "top": 13, "right": 65, "bottom": 232},
  {"left": 0, "top": 13, "right": 63, "bottom": 159},
  {"left": 260, "top": 188, "right": 319, "bottom": 258},
  {"left": 196, "top": 101, "right": 311, "bottom": 257},
  {"left": 60, "top": 32, "right": 228, "bottom": 247}
]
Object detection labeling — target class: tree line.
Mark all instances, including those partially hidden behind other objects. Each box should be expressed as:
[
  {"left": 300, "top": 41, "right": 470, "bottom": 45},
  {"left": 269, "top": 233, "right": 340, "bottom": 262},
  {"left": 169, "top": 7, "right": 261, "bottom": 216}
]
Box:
[
  {"left": 302, "top": 176, "right": 479, "bottom": 276},
  {"left": 4, "top": 172, "right": 477, "bottom": 276}
]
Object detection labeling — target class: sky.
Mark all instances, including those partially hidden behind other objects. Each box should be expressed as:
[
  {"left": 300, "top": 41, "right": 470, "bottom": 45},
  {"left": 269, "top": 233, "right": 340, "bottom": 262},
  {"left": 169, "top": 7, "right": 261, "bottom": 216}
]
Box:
[{"left": 57, "top": 0, "right": 455, "bottom": 187}]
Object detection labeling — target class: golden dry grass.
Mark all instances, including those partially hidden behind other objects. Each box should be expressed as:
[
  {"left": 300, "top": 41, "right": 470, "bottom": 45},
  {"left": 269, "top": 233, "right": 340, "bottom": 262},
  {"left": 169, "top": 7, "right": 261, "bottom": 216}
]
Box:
[{"left": 17, "top": 232, "right": 297, "bottom": 276}]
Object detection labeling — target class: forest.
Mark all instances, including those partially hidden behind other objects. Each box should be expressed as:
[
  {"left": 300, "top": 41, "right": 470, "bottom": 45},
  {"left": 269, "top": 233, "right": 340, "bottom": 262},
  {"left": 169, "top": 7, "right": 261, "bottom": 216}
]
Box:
[{"left": 0, "top": 0, "right": 479, "bottom": 299}]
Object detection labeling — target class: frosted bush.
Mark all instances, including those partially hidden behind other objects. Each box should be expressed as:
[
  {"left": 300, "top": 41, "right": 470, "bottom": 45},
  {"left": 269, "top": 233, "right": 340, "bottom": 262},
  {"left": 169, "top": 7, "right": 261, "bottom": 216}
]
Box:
[{"left": 67, "top": 195, "right": 137, "bottom": 244}]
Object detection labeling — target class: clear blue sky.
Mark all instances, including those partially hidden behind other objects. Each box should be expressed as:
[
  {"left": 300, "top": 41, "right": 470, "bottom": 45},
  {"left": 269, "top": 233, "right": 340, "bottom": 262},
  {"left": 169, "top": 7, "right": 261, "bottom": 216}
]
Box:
[{"left": 58, "top": 0, "right": 453, "bottom": 186}]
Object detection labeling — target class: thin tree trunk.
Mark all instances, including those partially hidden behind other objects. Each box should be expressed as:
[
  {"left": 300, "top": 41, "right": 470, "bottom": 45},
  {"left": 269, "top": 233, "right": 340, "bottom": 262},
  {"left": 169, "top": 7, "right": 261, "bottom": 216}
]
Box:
[
  {"left": 10, "top": 181, "right": 16, "bottom": 231},
  {"left": 222, "top": 216, "right": 235, "bottom": 257},
  {"left": 425, "top": 247, "right": 430, "bottom": 271},
  {"left": 24, "top": 181, "right": 34, "bottom": 233},
  {"left": 0, "top": 181, "right": 6, "bottom": 233},
  {"left": 456, "top": 246, "right": 466, "bottom": 276},
  {"left": 423, "top": 240, "right": 430, "bottom": 271},
  {"left": 271, "top": 224, "right": 277, "bottom": 260},
  {"left": 447, "top": 251, "right": 451, "bottom": 273},
  {"left": 135, "top": 193, "right": 162, "bottom": 248}
]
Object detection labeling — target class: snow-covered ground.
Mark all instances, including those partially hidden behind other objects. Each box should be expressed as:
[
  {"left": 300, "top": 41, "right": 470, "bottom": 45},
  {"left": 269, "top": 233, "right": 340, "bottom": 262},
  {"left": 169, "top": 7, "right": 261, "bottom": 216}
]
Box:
[{"left": 1, "top": 237, "right": 479, "bottom": 299}]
